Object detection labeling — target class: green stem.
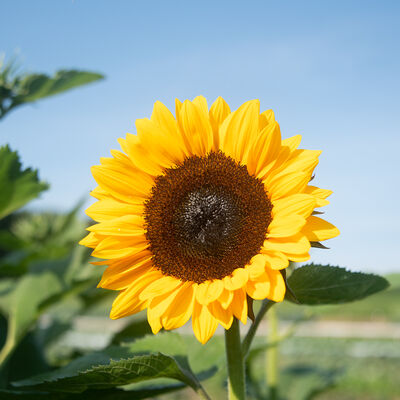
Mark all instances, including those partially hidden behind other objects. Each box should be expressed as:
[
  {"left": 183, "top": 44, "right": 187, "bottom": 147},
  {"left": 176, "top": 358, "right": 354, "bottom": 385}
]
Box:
[
  {"left": 225, "top": 318, "right": 246, "bottom": 400},
  {"left": 0, "top": 317, "right": 16, "bottom": 368},
  {"left": 241, "top": 299, "right": 274, "bottom": 358},
  {"left": 0, "top": 337, "right": 14, "bottom": 367},
  {"left": 195, "top": 385, "right": 212, "bottom": 400},
  {"left": 267, "top": 306, "right": 279, "bottom": 400}
]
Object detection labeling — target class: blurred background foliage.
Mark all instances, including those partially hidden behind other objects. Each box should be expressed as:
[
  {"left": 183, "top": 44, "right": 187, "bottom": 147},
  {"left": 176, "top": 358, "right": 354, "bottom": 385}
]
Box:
[
  {"left": 0, "top": 57, "right": 103, "bottom": 120},
  {"left": 0, "top": 56, "right": 397, "bottom": 400}
]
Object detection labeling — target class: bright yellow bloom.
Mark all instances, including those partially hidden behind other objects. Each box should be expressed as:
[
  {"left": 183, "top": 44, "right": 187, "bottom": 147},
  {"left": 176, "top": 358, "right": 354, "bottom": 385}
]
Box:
[{"left": 80, "top": 97, "right": 339, "bottom": 344}]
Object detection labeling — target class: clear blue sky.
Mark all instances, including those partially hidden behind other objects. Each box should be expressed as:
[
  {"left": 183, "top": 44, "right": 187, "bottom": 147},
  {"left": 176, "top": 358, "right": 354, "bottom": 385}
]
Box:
[{"left": 1, "top": 0, "right": 399, "bottom": 273}]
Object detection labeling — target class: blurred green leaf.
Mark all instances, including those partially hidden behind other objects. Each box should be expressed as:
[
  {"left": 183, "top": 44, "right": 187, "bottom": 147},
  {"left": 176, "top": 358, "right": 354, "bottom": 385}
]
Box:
[
  {"left": 0, "top": 270, "right": 63, "bottom": 367},
  {"left": 14, "top": 70, "right": 103, "bottom": 104},
  {"left": 0, "top": 57, "right": 104, "bottom": 119},
  {"left": 281, "top": 365, "right": 342, "bottom": 400},
  {"left": 286, "top": 264, "right": 390, "bottom": 305},
  {"left": 0, "top": 146, "right": 48, "bottom": 220},
  {"left": 111, "top": 318, "right": 152, "bottom": 345},
  {"left": 0, "top": 201, "right": 90, "bottom": 279}
]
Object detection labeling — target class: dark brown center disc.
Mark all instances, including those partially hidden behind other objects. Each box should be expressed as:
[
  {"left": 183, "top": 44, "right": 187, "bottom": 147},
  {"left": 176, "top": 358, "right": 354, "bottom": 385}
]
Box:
[{"left": 144, "top": 151, "right": 272, "bottom": 283}]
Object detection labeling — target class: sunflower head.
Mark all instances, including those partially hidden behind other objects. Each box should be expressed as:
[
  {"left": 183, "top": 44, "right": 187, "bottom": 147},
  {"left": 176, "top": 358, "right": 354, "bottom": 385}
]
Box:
[{"left": 80, "top": 96, "right": 339, "bottom": 344}]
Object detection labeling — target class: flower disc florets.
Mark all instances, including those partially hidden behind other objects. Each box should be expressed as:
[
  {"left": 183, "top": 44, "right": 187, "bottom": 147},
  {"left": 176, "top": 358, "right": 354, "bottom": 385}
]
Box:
[{"left": 144, "top": 151, "right": 272, "bottom": 283}]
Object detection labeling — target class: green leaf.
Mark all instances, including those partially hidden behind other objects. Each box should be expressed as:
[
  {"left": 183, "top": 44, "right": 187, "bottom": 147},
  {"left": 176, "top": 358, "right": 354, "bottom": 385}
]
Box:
[
  {"left": 15, "top": 70, "right": 104, "bottom": 103},
  {"left": 0, "top": 56, "right": 104, "bottom": 119},
  {"left": 286, "top": 264, "right": 390, "bottom": 305},
  {"left": 0, "top": 146, "right": 48, "bottom": 220},
  {"left": 0, "top": 270, "right": 63, "bottom": 366},
  {"left": 13, "top": 334, "right": 209, "bottom": 394},
  {"left": 14, "top": 354, "right": 195, "bottom": 393},
  {"left": 0, "top": 386, "right": 186, "bottom": 399}
]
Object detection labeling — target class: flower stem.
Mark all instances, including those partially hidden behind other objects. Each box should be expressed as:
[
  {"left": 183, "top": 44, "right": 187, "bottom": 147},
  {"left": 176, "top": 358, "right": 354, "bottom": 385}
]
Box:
[
  {"left": 241, "top": 299, "right": 274, "bottom": 358},
  {"left": 267, "top": 306, "right": 279, "bottom": 400},
  {"left": 225, "top": 318, "right": 246, "bottom": 400}
]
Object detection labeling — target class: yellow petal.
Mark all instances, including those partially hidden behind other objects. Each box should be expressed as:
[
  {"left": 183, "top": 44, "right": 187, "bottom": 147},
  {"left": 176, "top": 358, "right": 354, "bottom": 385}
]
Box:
[
  {"left": 266, "top": 269, "right": 286, "bottom": 302},
  {"left": 260, "top": 250, "right": 289, "bottom": 270},
  {"left": 283, "top": 149, "right": 321, "bottom": 173},
  {"left": 231, "top": 289, "right": 247, "bottom": 324},
  {"left": 192, "top": 301, "right": 218, "bottom": 344},
  {"left": 120, "top": 117, "right": 185, "bottom": 177},
  {"left": 162, "top": 283, "right": 196, "bottom": 330},
  {"left": 99, "top": 154, "right": 133, "bottom": 171},
  {"left": 247, "top": 254, "right": 268, "bottom": 280},
  {"left": 91, "top": 164, "right": 152, "bottom": 203},
  {"left": 246, "top": 273, "right": 271, "bottom": 300},
  {"left": 136, "top": 118, "right": 186, "bottom": 165},
  {"left": 259, "top": 109, "right": 276, "bottom": 130},
  {"left": 224, "top": 268, "right": 249, "bottom": 290},
  {"left": 99, "top": 258, "right": 153, "bottom": 290},
  {"left": 304, "top": 185, "right": 332, "bottom": 207},
  {"left": 265, "top": 170, "right": 311, "bottom": 201},
  {"left": 86, "top": 199, "right": 144, "bottom": 222},
  {"left": 257, "top": 135, "right": 302, "bottom": 179},
  {"left": 281, "top": 252, "right": 311, "bottom": 262},
  {"left": 196, "top": 279, "right": 224, "bottom": 305},
  {"left": 110, "top": 269, "right": 161, "bottom": 319},
  {"left": 87, "top": 215, "right": 145, "bottom": 236},
  {"left": 140, "top": 275, "right": 183, "bottom": 301},
  {"left": 79, "top": 232, "right": 99, "bottom": 248},
  {"left": 267, "top": 215, "right": 306, "bottom": 238},
  {"left": 218, "top": 289, "right": 234, "bottom": 309},
  {"left": 119, "top": 134, "right": 162, "bottom": 176},
  {"left": 220, "top": 100, "right": 260, "bottom": 163},
  {"left": 90, "top": 186, "right": 110, "bottom": 200},
  {"left": 177, "top": 99, "right": 213, "bottom": 156},
  {"left": 98, "top": 251, "right": 152, "bottom": 282},
  {"left": 192, "top": 95, "right": 209, "bottom": 117},
  {"left": 175, "top": 98, "right": 182, "bottom": 116},
  {"left": 151, "top": 101, "right": 179, "bottom": 140},
  {"left": 147, "top": 286, "right": 182, "bottom": 334},
  {"left": 92, "top": 236, "right": 148, "bottom": 259},
  {"left": 272, "top": 194, "right": 316, "bottom": 219},
  {"left": 281, "top": 135, "right": 302, "bottom": 153},
  {"left": 263, "top": 233, "right": 310, "bottom": 255},
  {"left": 109, "top": 149, "right": 133, "bottom": 166},
  {"left": 302, "top": 216, "right": 340, "bottom": 241},
  {"left": 247, "top": 122, "right": 281, "bottom": 177},
  {"left": 209, "top": 96, "right": 231, "bottom": 150},
  {"left": 209, "top": 300, "right": 233, "bottom": 330}
]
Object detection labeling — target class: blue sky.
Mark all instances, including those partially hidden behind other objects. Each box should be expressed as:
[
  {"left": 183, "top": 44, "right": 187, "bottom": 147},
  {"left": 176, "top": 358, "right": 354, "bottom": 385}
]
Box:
[{"left": 1, "top": 0, "right": 399, "bottom": 273}]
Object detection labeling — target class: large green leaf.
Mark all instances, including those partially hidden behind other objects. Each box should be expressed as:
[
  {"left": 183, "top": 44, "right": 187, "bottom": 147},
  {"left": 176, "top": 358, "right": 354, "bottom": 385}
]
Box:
[
  {"left": 286, "top": 264, "right": 389, "bottom": 305},
  {"left": 0, "top": 146, "right": 48, "bottom": 220},
  {"left": 0, "top": 386, "right": 185, "bottom": 399},
  {"left": 13, "top": 333, "right": 213, "bottom": 395},
  {"left": 13, "top": 353, "right": 196, "bottom": 393}
]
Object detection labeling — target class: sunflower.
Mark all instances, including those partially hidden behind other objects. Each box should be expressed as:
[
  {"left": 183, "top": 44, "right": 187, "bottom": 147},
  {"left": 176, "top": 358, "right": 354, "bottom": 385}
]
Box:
[{"left": 80, "top": 97, "right": 339, "bottom": 344}]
